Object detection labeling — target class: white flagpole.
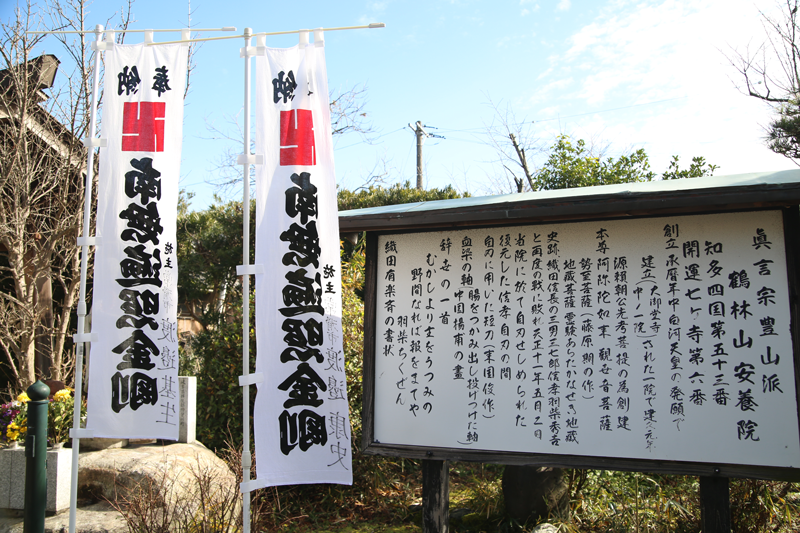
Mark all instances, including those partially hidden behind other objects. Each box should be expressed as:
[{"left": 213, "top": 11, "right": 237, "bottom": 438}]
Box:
[
  {"left": 68, "top": 23, "right": 107, "bottom": 533},
  {"left": 241, "top": 27, "right": 254, "bottom": 533},
  {"left": 235, "top": 29, "right": 266, "bottom": 526}
]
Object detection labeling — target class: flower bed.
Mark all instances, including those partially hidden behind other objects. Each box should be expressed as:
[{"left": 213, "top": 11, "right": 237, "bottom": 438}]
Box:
[
  {"left": 0, "top": 388, "right": 86, "bottom": 448},
  {"left": 0, "top": 392, "right": 29, "bottom": 446}
]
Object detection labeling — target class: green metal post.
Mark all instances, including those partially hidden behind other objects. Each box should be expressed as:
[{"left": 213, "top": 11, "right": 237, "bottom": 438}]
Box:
[{"left": 23, "top": 380, "right": 50, "bottom": 533}]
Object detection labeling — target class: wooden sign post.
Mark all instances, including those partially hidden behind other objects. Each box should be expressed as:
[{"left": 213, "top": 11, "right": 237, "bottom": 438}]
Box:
[
  {"left": 422, "top": 459, "right": 449, "bottom": 533},
  {"left": 700, "top": 476, "right": 731, "bottom": 532}
]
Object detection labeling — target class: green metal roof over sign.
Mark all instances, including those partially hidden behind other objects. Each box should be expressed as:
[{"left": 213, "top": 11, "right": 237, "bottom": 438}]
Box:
[{"left": 338, "top": 170, "right": 800, "bottom": 233}]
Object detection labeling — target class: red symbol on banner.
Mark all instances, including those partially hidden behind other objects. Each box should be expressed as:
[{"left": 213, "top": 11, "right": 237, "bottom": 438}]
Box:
[
  {"left": 122, "top": 102, "right": 166, "bottom": 152},
  {"left": 280, "top": 109, "right": 315, "bottom": 166}
]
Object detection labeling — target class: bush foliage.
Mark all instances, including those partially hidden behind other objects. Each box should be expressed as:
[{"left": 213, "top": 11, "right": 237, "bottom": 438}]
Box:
[{"left": 191, "top": 309, "right": 255, "bottom": 453}]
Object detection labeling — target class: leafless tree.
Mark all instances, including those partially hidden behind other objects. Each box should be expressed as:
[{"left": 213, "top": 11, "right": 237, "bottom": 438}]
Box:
[
  {"left": 726, "top": 0, "right": 800, "bottom": 160},
  {"left": 329, "top": 82, "right": 374, "bottom": 140},
  {"left": 482, "top": 97, "right": 546, "bottom": 193},
  {"left": 727, "top": 0, "right": 800, "bottom": 104},
  {"left": 0, "top": 0, "right": 133, "bottom": 389},
  {"left": 205, "top": 84, "right": 378, "bottom": 196}
]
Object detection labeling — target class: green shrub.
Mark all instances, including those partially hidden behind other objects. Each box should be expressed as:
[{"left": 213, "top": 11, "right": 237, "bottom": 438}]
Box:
[{"left": 192, "top": 310, "right": 255, "bottom": 453}]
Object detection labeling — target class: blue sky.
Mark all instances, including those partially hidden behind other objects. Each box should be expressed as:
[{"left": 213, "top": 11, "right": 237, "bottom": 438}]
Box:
[{"left": 3, "top": 0, "right": 793, "bottom": 209}]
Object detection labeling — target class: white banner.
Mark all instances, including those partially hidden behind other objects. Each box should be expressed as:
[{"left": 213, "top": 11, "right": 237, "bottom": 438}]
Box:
[
  {"left": 253, "top": 38, "right": 352, "bottom": 486},
  {"left": 86, "top": 43, "right": 186, "bottom": 439}
]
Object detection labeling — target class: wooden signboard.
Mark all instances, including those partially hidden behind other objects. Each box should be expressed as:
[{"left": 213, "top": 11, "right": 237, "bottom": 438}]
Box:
[{"left": 341, "top": 173, "right": 800, "bottom": 482}]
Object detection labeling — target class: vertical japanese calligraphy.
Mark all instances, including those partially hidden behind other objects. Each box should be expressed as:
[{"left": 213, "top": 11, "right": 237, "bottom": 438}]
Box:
[
  {"left": 87, "top": 43, "right": 186, "bottom": 439},
  {"left": 373, "top": 211, "right": 800, "bottom": 468},
  {"left": 253, "top": 37, "right": 352, "bottom": 487}
]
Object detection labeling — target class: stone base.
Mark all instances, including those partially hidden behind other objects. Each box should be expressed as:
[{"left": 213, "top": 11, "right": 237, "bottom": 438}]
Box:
[
  {"left": 78, "top": 442, "right": 238, "bottom": 511},
  {"left": 0, "top": 447, "right": 72, "bottom": 513}
]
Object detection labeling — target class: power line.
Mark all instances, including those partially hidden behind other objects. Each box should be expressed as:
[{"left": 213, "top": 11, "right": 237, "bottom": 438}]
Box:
[
  {"left": 434, "top": 96, "right": 689, "bottom": 134},
  {"left": 335, "top": 127, "right": 405, "bottom": 150},
  {"left": 334, "top": 96, "right": 687, "bottom": 151}
]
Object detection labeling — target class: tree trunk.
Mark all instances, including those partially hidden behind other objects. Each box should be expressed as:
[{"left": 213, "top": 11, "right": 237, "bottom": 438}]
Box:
[
  {"left": 34, "top": 272, "right": 53, "bottom": 378},
  {"left": 20, "top": 338, "right": 36, "bottom": 388},
  {"left": 52, "top": 260, "right": 81, "bottom": 382}
]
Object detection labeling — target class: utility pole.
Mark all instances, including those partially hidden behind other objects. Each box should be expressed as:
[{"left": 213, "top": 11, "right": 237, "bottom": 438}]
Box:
[
  {"left": 408, "top": 121, "right": 445, "bottom": 190},
  {"left": 408, "top": 121, "right": 429, "bottom": 190}
]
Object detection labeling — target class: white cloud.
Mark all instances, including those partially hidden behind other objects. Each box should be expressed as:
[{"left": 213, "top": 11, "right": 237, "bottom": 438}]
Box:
[
  {"left": 368, "top": 1, "right": 391, "bottom": 11},
  {"left": 359, "top": 0, "right": 392, "bottom": 25},
  {"left": 526, "top": 0, "right": 793, "bottom": 174},
  {"left": 497, "top": 34, "right": 514, "bottom": 47},
  {"left": 497, "top": 32, "right": 536, "bottom": 48},
  {"left": 537, "top": 66, "right": 554, "bottom": 80},
  {"left": 557, "top": 0, "right": 571, "bottom": 11},
  {"left": 520, "top": 0, "right": 539, "bottom": 16}
]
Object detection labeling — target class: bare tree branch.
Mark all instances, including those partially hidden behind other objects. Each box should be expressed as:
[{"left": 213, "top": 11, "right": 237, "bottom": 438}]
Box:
[
  {"left": 725, "top": 1, "right": 800, "bottom": 104},
  {"left": 0, "top": 0, "right": 133, "bottom": 388},
  {"left": 724, "top": 1, "right": 800, "bottom": 161},
  {"left": 481, "top": 96, "right": 545, "bottom": 193},
  {"left": 205, "top": 84, "right": 378, "bottom": 198}
]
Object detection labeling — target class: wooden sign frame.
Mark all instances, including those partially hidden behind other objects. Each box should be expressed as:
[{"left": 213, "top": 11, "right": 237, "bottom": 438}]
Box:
[{"left": 339, "top": 173, "right": 800, "bottom": 482}]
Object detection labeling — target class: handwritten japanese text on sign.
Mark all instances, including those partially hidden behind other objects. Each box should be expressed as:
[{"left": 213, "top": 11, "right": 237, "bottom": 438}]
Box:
[{"left": 374, "top": 210, "right": 800, "bottom": 467}]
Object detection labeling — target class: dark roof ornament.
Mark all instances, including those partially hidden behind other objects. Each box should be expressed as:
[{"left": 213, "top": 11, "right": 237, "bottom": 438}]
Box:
[
  {"left": 27, "top": 54, "right": 60, "bottom": 91},
  {"left": 0, "top": 54, "right": 60, "bottom": 100}
]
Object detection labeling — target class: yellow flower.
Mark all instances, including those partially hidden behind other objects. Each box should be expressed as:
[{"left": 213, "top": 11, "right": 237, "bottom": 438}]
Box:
[
  {"left": 54, "top": 389, "right": 72, "bottom": 402},
  {"left": 6, "top": 422, "right": 19, "bottom": 441},
  {"left": 16, "top": 392, "right": 29, "bottom": 403}
]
